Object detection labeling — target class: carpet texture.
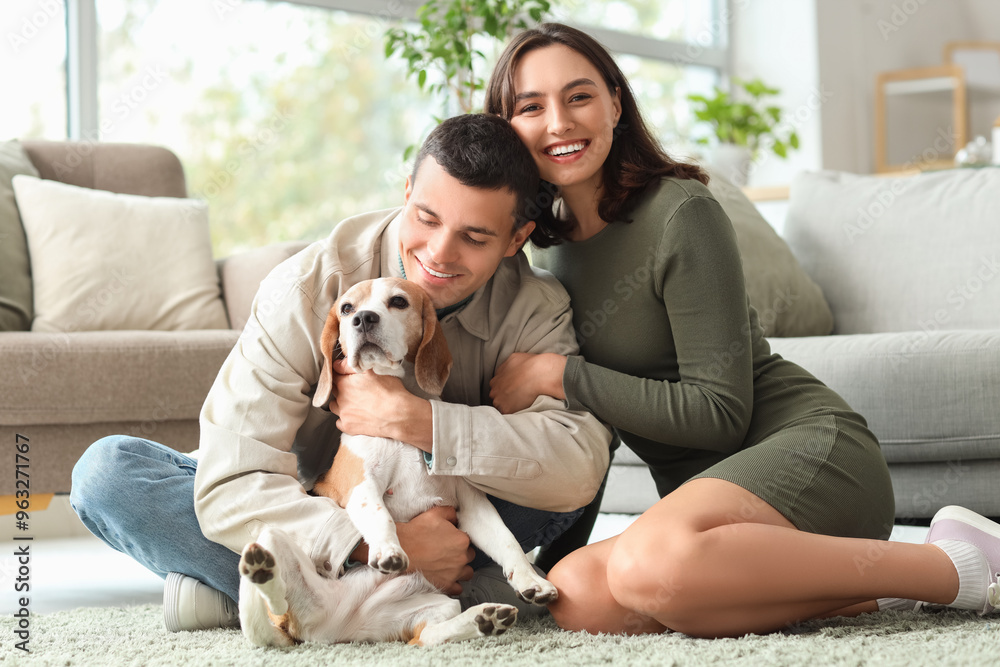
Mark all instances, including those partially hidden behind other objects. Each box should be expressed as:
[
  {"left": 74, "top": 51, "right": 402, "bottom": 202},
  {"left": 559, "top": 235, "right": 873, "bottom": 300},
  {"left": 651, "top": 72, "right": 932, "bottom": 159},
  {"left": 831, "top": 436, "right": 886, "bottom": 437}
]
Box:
[{"left": 2, "top": 605, "right": 998, "bottom": 666}]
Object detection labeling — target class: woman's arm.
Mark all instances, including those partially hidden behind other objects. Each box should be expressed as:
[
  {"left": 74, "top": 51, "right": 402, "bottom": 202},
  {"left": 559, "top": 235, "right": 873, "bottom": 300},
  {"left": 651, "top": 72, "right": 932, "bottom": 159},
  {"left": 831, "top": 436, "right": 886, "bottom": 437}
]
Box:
[{"left": 568, "top": 195, "right": 755, "bottom": 453}]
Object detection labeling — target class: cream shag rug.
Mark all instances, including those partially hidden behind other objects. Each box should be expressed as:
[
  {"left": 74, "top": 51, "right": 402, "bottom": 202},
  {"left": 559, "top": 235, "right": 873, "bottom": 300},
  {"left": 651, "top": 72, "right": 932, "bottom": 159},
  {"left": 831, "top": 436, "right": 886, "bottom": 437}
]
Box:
[{"left": 2, "top": 605, "right": 999, "bottom": 666}]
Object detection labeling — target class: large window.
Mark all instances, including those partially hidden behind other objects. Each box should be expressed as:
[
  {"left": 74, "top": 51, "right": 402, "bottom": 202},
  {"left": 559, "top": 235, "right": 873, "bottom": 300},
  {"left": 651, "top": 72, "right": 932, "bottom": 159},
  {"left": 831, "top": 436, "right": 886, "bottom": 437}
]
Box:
[
  {"left": 9, "top": 0, "right": 727, "bottom": 255},
  {"left": 95, "top": 0, "right": 438, "bottom": 255},
  {"left": 1, "top": 0, "right": 68, "bottom": 139}
]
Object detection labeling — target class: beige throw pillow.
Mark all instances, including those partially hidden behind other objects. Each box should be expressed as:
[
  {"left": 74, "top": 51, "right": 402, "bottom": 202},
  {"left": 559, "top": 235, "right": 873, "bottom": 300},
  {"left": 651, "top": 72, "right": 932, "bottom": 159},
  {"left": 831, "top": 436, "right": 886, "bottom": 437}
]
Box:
[
  {"left": 12, "top": 175, "right": 229, "bottom": 333},
  {"left": 705, "top": 168, "right": 834, "bottom": 337}
]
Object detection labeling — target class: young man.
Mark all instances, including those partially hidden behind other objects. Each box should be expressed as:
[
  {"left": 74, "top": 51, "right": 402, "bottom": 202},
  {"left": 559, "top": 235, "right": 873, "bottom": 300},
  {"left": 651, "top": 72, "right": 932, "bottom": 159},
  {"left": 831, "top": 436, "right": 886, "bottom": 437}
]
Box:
[{"left": 70, "top": 114, "right": 611, "bottom": 631}]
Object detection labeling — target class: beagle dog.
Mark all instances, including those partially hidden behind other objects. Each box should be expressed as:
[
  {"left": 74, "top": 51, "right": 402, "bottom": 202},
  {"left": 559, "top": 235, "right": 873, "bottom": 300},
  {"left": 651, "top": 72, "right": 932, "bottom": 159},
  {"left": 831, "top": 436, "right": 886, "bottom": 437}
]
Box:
[{"left": 237, "top": 277, "right": 558, "bottom": 647}]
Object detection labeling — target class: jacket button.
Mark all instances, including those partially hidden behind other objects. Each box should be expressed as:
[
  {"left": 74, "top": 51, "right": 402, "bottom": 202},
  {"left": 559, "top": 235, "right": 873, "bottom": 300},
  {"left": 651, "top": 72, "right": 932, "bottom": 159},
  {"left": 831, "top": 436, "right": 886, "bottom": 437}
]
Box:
[{"left": 446, "top": 456, "right": 457, "bottom": 466}]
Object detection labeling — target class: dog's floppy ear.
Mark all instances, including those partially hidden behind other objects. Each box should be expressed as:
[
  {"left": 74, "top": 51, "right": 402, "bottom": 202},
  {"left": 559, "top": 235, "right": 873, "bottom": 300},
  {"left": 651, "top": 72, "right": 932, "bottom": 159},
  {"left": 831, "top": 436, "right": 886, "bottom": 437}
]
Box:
[
  {"left": 414, "top": 292, "right": 453, "bottom": 396},
  {"left": 312, "top": 305, "right": 341, "bottom": 409}
]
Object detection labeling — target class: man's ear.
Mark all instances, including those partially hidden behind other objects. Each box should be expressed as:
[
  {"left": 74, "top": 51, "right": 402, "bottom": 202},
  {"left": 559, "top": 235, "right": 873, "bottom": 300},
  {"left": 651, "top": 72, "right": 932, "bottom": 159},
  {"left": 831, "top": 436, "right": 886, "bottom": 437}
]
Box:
[
  {"left": 505, "top": 220, "right": 536, "bottom": 257},
  {"left": 312, "top": 307, "right": 341, "bottom": 408},
  {"left": 404, "top": 173, "right": 413, "bottom": 204}
]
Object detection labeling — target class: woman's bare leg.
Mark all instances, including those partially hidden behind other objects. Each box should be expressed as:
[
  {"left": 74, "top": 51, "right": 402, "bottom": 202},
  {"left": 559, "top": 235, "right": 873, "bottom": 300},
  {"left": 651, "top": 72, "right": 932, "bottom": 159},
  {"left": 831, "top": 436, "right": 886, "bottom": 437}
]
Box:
[{"left": 548, "top": 478, "right": 958, "bottom": 638}]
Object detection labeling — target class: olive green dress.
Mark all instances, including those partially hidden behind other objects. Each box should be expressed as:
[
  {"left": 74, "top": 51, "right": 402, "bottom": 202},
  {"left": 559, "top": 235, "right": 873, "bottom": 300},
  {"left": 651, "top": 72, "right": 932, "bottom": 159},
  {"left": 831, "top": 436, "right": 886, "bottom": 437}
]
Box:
[{"left": 532, "top": 177, "right": 895, "bottom": 539}]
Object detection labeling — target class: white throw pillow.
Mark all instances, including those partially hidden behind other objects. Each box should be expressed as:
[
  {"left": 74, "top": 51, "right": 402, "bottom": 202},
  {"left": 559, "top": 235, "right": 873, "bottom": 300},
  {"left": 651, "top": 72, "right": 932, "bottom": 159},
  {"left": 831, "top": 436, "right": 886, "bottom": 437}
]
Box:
[{"left": 12, "top": 175, "right": 229, "bottom": 333}]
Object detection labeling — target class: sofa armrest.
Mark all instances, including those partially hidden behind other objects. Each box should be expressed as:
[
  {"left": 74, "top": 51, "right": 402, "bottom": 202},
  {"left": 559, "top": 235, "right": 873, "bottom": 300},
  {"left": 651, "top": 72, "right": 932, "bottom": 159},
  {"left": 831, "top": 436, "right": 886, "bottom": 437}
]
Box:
[{"left": 217, "top": 240, "right": 309, "bottom": 332}]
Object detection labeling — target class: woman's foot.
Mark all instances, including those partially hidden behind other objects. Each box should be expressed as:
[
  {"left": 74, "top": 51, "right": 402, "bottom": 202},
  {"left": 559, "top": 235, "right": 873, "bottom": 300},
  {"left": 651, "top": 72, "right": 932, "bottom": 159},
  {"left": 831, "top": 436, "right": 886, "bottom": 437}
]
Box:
[{"left": 924, "top": 505, "right": 1000, "bottom": 614}]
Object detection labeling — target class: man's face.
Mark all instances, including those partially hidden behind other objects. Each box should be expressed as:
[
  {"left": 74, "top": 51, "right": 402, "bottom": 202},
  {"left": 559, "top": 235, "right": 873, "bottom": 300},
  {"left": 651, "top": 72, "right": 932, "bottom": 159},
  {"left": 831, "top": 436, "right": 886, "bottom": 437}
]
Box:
[{"left": 398, "top": 157, "right": 535, "bottom": 309}]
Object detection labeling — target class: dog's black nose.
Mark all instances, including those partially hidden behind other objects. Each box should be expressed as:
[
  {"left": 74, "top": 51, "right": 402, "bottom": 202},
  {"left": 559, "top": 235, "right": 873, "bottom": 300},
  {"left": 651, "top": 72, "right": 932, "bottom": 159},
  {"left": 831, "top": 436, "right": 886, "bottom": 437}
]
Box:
[{"left": 352, "top": 310, "right": 380, "bottom": 332}]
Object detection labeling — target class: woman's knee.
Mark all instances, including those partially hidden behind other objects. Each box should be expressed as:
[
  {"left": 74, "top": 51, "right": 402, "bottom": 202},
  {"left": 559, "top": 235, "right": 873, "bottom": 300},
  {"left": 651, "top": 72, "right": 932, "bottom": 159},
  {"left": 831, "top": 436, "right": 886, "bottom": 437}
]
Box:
[{"left": 606, "top": 528, "right": 705, "bottom": 622}]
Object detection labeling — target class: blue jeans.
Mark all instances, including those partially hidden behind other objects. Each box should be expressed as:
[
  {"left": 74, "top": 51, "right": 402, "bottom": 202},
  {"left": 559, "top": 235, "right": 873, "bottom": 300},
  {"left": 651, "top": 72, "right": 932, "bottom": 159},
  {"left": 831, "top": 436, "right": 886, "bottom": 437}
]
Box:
[{"left": 70, "top": 435, "right": 583, "bottom": 604}]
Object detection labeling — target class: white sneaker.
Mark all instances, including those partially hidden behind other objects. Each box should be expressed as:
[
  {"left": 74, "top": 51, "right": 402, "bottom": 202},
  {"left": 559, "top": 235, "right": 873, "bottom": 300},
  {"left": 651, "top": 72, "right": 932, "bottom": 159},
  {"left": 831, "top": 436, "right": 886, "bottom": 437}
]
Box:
[
  {"left": 924, "top": 506, "right": 1000, "bottom": 614},
  {"left": 458, "top": 564, "right": 550, "bottom": 618},
  {"left": 163, "top": 572, "right": 240, "bottom": 632}
]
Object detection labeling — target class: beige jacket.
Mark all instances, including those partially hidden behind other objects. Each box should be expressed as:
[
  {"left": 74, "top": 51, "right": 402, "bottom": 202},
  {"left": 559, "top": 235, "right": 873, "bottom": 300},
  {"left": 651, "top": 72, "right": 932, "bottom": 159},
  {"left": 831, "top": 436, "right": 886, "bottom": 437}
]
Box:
[{"left": 193, "top": 208, "right": 612, "bottom": 572}]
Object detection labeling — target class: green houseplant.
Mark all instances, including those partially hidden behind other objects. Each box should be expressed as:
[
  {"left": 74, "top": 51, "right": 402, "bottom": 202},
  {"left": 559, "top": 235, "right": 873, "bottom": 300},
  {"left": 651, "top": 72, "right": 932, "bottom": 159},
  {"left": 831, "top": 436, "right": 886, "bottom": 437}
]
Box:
[
  {"left": 687, "top": 77, "right": 799, "bottom": 185},
  {"left": 385, "top": 0, "right": 551, "bottom": 156}
]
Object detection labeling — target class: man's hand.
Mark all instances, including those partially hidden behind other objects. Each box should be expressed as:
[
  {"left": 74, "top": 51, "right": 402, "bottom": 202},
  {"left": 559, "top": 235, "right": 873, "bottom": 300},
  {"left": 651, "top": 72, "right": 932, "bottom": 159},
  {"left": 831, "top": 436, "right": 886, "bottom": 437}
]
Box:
[
  {"left": 329, "top": 359, "right": 433, "bottom": 451},
  {"left": 489, "top": 352, "right": 568, "bottom": 414},
  {"left": 349, "top": 505, "right": 474, "bottom": 594}
]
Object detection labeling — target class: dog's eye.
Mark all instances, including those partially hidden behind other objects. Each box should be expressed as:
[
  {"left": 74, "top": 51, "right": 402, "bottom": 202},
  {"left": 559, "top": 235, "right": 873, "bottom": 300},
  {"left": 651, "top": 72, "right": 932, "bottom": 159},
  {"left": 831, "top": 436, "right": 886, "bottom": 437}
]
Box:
[
  {"left": 340, "top": 303, "right": 354, "bottom": 316},
  {"left": 388, "top": 296, "right": 409, "bottom": 309}
]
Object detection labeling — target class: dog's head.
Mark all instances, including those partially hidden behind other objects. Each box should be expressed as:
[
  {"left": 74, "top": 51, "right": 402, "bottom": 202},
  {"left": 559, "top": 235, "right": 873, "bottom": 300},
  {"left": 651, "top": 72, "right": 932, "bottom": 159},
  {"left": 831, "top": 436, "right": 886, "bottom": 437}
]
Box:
[{"left": 312, "top": 277, "right": 452, "bottom": 408}]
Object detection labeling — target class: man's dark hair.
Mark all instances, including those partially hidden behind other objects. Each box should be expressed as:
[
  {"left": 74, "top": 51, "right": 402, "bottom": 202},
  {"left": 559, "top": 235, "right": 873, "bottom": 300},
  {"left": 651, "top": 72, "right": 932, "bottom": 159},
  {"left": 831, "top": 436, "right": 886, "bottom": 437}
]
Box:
[{"left": 411, "top": 113, "right": 540, "bottom": 234}]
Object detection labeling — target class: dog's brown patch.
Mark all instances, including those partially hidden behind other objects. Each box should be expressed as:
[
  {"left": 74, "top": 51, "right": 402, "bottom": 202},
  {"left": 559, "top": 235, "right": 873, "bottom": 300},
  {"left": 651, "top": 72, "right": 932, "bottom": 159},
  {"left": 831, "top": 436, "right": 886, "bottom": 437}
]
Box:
[
  {"left": 267, "top": 608, "right": 304, "bottom": 645},
  {"left": 313, "top": 446, "right": 366, "bottom": 508},
  {"left": 405, "top": 621, "right": 428, "bottom": 646}
]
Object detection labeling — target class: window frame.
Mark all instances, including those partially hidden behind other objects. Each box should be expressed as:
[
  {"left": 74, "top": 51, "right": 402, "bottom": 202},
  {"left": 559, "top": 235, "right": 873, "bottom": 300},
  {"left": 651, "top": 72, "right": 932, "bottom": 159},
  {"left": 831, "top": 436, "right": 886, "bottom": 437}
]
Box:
[{"left": 66, "top": 0, "right": 729, "bottom": 138}]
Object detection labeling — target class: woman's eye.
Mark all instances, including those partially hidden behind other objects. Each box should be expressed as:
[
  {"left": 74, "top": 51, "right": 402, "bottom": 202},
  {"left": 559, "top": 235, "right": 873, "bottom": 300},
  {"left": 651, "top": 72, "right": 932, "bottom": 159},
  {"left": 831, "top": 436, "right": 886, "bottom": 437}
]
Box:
[
  {"left": 518, "top": 103, "right": 541, "bottom": 114},
  {"left": 340, "top": 303, "right": 354, "bottom": 316},
  {"left": 570, "top": 93, "right": 592, "bottom": 103},
  {"left": 388, "top": 296, "right": 409, "bottom": 309}
]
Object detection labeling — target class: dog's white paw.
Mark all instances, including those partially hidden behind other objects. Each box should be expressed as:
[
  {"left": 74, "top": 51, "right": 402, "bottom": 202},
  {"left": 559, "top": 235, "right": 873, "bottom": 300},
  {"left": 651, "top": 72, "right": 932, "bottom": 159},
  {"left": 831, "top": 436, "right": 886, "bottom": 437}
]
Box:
[
  {"left": 368, "top": 543, "right": 408, "bottom": 573},
  {"left": 511, "top": 570, "right": 558, "bottom": 606},
  {"left": 240, "top": 542, "right": 276, "bottom": 585},
  {"left": 470, "top": 603, "right": 518, "bottom": 636}
]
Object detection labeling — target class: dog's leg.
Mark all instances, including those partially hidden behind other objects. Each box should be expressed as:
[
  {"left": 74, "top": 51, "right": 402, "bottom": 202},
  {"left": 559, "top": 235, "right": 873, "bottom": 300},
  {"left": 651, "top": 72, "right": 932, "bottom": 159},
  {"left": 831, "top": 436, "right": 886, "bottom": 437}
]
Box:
[
  {"left": 411, "top": 603, "right": 518, "bottom": 647},
  {"left": 454, "top": 482, "right": 558, "bottom": 606},
  {"left": 238, "top": 538, "right": 296, "bottom": 647},
  {"left": 345, "top": 478, "right": 409, "bottom": 573}
]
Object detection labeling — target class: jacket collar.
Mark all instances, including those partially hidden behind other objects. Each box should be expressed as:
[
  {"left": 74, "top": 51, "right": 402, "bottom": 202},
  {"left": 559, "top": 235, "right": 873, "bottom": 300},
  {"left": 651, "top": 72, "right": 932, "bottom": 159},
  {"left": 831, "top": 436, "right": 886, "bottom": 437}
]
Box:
[{"left": 380, "top": 212, "right": 493, "bottom": 341}]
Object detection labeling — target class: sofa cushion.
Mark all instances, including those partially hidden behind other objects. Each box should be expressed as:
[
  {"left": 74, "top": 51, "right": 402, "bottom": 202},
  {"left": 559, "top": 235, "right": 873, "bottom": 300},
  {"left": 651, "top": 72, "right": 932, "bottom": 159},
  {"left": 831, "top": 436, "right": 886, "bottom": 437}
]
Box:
[
  {"left": 0, "top": 330, "right": 239, "bottom": 425},
  {"left": 0, "top": 141, "right": 39, "bottom": 331},
  {"left": 768, "top": 330, "right": 1000, "bottom": 464},
  {"left": 219, "top": 240, "right": 309, "bottom": 332},
  {"left": 12, "top": 175, "right": 229, "bottom": 333},
  {"left": 784, "top": 168, "right": 1000, "bottom": 334},
  {"left": 705, "top": 168, "right": 833, "bottom": 337}
]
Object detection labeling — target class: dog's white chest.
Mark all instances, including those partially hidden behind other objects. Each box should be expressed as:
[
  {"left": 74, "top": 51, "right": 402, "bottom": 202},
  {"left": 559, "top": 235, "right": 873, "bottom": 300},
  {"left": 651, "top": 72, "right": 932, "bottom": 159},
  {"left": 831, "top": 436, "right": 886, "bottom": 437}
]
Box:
[{"left": 342, "top": 436, "right": 458, "bottom": 523}]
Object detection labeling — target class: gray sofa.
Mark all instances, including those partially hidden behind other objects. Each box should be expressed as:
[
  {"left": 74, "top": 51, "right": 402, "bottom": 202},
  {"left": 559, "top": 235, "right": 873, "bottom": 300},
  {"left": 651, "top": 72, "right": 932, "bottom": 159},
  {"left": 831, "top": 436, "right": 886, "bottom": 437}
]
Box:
[
  {"left": 601, "top": 166, "right": 1000, "bottom": 521},
  {"left": 0, "top": 141, "right": 305, "bottom": 495}
]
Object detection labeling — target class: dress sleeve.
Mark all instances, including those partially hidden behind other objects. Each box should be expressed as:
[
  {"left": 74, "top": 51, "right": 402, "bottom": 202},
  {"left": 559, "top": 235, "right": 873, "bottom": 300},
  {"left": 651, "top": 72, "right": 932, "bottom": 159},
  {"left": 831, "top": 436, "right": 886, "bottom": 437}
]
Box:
[{"left": 562, "top": 195, "right": 754, "bottom": 454}]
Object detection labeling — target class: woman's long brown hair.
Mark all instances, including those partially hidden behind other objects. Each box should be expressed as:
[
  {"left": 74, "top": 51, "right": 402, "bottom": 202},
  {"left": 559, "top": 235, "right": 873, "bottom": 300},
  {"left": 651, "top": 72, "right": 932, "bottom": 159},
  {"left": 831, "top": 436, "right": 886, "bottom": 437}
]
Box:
[{"left": 485, "top": 22, "right": 708, "bottom": 247}]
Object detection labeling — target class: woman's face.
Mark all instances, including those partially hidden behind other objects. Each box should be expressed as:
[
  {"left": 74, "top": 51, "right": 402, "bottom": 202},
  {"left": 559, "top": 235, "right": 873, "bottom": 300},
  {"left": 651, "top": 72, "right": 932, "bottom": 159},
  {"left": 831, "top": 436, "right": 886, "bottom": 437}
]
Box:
[{"left": 509, "top": 44, "right": 621, "bottom": 193}]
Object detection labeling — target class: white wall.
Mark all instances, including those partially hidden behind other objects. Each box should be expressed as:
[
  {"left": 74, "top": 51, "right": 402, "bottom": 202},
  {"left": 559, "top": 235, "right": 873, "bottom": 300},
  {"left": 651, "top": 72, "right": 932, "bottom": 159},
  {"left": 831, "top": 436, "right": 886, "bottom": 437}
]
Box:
[
  {"left": 732, "top": 0, "right": 1000, "bottom": 181},
  {"left": 730, "top": 0, "right": 823, "bottom": 186}
]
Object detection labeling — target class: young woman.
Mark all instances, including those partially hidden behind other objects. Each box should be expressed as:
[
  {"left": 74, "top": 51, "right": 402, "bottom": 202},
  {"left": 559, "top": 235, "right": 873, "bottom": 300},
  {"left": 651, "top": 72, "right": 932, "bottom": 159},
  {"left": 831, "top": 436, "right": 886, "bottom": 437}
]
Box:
[{"left": 484, "top": 23, "right": 1000, "bottom": 638}]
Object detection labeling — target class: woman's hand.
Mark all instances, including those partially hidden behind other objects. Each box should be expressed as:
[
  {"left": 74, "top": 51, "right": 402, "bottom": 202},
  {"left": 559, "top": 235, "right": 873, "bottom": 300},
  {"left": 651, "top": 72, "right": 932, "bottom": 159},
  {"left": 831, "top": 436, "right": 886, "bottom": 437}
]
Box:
[
  {"left": 489, "top": 352, "right": 568, "bottom": 414},
  {"left": 348, "top": 505, "right": 474, "bottom": 594}
]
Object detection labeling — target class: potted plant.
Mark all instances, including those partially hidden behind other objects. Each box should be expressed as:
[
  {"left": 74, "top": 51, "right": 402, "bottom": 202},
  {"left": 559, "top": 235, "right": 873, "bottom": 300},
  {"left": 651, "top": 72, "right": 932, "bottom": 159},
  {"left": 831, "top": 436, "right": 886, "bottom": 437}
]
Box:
[
  {"left": 687, "top": 77, "right": 799, "bottom": 186},
  {"left": 385, "top": 0, "right": 551, "bottom": 157}
]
